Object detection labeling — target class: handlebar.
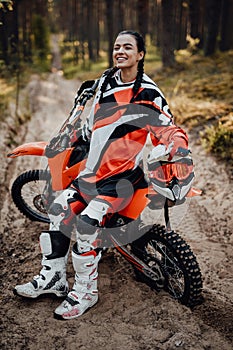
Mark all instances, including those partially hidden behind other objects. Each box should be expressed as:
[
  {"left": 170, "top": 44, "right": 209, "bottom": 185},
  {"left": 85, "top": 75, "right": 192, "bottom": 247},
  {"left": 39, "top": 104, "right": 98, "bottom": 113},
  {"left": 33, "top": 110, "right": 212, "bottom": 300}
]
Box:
[{"left": 45, "top": 79, "right": 99, "bottom": 158}]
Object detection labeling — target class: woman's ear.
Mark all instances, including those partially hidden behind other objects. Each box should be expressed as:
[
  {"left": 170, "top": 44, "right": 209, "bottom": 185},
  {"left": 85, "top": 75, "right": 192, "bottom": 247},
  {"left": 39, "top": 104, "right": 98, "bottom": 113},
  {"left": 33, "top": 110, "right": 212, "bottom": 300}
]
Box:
[{"left": 138, "top": 51, "right": 144, "bottom": 61}]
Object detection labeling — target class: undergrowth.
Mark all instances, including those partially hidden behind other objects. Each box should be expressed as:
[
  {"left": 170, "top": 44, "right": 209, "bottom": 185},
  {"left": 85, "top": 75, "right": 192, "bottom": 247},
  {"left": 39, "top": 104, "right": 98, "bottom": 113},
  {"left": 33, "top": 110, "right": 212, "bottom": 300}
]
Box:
[{"left": 201, "top": 115, "right": 233, "bottom": 170}]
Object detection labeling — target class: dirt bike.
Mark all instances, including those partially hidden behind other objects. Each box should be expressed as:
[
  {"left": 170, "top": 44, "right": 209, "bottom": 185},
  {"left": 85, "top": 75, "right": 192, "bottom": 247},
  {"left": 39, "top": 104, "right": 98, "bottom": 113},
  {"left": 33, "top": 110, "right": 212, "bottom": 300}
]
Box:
[{"left": 7, "top": 79, "right": 203, "bottom": 308}]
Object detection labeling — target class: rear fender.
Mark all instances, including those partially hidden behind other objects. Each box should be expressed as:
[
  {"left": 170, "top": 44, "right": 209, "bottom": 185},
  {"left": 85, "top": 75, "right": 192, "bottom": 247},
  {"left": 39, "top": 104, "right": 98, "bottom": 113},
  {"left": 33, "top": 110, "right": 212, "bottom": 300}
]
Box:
[{"left": 7, "top": 141, "right": 47, "bottom": 158}]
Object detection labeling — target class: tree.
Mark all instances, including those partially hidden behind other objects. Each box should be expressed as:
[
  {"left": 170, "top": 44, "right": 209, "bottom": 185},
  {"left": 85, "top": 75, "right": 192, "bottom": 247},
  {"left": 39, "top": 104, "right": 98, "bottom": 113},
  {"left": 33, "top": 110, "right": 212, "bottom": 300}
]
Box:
[
  {"left": 188, "top": 0, "right": 205, "bottom": 48},
  {"left": 1, "top": 0, "right": 233, "bottom": 72},
  {"left": 219, "top": 0, "right": 233, "bottom": 51},
  {"left": 105, "top": 0, "right": 114, "bottom": 67},
  {"left": 137, "top": 0, "right": 149, "bottom": 38},
  {"left": 204, "top": 0, "right": 222, "bottom": 56},
  {"left": 174, "top": 0, "right": 188, "bottom": 50},
  {"left": 161, "top": 0, "right": 175, "bottom": 67}
]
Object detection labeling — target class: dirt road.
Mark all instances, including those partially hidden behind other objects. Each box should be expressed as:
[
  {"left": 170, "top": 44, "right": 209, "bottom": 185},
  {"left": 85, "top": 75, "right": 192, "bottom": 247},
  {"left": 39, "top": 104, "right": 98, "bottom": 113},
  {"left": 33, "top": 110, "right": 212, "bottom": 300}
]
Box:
[{"left": 1, "top": 68, "right": 232, "bottom": 350}]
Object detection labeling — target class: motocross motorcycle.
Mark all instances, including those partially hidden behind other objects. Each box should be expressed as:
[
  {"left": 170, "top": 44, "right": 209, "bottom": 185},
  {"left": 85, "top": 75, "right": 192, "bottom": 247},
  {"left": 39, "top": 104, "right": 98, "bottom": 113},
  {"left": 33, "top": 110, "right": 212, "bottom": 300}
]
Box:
[{"left": 7, "top": 79, "right": 203, "bottom": 308}]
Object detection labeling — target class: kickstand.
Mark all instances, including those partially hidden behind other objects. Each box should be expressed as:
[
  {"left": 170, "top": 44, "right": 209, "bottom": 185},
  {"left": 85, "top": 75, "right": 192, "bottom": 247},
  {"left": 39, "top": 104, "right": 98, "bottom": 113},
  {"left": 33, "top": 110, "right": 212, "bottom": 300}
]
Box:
[{"left": 164, "top": 200, "right": 172, "bottom": 232}]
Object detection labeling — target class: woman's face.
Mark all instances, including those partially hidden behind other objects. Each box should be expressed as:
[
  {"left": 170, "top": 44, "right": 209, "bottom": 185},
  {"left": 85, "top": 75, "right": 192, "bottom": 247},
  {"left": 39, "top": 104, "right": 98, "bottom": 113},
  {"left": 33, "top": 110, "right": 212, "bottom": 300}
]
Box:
[{"left": 112, "top": 34, "right": 144, "bottom": 70}]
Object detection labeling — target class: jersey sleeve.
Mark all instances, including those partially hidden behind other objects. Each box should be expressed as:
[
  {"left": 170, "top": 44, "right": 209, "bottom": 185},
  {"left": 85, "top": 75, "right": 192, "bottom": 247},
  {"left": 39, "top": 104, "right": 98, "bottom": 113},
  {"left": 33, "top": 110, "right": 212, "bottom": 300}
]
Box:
[{"left": 136, "top": 82, "right": 189, "bottom": 158}]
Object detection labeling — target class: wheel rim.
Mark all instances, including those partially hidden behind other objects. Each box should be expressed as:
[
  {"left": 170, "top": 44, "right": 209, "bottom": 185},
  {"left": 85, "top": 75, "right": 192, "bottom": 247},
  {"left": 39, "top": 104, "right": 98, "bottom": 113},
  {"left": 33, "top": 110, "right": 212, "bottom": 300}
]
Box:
[
  {"left": 33, "top": 194, "right": 47, "bottom": 214},
  {"left": 21, "top": 179, "right": 48, "bottom": 220},
  {"left": 146, "top": 239, "right": 186, "bottom": 299}
]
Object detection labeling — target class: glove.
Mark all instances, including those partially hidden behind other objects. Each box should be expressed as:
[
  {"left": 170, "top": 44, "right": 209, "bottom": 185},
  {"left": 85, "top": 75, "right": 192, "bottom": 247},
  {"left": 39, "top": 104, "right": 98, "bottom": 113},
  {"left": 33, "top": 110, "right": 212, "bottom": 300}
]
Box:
[
  {"left": 148, "top": 143, "right": 191, "bottom": 165},
  {"left": 45, "top": 132, "right": 70, "bottom": 158},
  {"left": 147, "top": 143, "right": 173, "bottom": 165},
  {"left": 169, "top": 146, "right": 191, "bottom": 161}
]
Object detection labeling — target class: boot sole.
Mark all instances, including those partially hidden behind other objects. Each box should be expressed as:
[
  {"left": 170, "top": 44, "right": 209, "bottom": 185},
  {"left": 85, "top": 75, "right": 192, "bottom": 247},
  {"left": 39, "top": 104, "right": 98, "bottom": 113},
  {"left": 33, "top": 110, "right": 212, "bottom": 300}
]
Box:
[
  {"left": 13, "top": 288, "right": 68, "bottom": 299},
  {"left": 54, "top": 298, "right": 98, "bottom": 320}
]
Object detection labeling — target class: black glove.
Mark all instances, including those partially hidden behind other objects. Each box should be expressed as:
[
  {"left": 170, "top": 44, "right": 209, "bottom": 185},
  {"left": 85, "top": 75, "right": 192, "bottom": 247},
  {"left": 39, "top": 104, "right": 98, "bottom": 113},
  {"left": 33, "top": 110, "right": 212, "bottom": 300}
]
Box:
[
  {"left": 45, "top": 133, "right": 70, "bottom": 158},
  {"left": 174, "top": 147, "right": 191, "bottom": 157}
]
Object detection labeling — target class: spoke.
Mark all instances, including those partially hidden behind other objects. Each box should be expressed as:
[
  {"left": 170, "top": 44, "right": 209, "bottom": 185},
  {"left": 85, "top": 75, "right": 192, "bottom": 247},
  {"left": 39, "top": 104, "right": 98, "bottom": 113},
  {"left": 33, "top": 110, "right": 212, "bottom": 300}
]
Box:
[
  {"left": 22, "top": 181, "right": 46, "bottom": 215},
  {"left": 146, "top": 240, "right": 185, "bottom": 298}
]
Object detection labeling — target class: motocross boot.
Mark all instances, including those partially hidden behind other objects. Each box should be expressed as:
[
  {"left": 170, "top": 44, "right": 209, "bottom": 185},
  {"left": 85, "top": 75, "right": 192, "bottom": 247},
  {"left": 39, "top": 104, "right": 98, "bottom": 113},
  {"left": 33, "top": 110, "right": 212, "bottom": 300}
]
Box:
[
  {"left": 54, "top": 243, "right": 101, "bottom": 320},
  {"left": 14, "top": 230, "right": 70, "bottom": 298}
]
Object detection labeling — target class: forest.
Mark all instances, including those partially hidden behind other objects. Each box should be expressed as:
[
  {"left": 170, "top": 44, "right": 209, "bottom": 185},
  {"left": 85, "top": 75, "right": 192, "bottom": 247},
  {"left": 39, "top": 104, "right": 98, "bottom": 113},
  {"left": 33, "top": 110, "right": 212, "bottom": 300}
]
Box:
[
  {"left": 1, "top": 0, "right": 233, "bottom": 68},
  {"left": 0, "top": 2, "right": 233, "bottom": 349}
]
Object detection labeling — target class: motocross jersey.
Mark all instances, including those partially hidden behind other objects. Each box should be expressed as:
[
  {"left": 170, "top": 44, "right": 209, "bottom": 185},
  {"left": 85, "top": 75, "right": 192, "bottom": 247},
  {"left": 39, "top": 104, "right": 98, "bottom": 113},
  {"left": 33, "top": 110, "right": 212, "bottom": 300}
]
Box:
[{"left": 75, "top": 70, "right": 188, "bottom": 196}]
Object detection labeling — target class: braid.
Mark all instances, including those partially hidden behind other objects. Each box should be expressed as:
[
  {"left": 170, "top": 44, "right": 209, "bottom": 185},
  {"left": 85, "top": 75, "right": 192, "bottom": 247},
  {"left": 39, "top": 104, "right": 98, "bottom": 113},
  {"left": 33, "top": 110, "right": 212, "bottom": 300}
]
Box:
[
  {"left": 117, "top": 30, "right": 146, "bottom": 98},
  {"left": 133, "top": 59, "right": 144, "bottom": 96},
  {"left": 100, "top": 66, "right": 119, "bottom": 97}
]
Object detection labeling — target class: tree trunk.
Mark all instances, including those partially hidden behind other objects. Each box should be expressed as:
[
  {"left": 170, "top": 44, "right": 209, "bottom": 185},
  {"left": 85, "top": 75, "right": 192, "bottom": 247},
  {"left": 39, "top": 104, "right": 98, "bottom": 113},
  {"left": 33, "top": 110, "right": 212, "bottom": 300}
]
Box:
[
  {"left": 219, "top": 0, "right": 233, "bottom": 51},
  {"left": 87, "top": 0, "right": 94, "bottom": 61},
  {"left": 189, "top": 0, "right": 200, "bottom": 38},
  {"left": 137, "top": 0, "right": 149, "bottom": 38},
  {"left": 204, "top": 0, "right": 222, "bottom": 56},
  {"left": 106, "top": 0, "right": 114, "bottom": 67},
  {"left": 0, "top": 7, "right": 9, "bottom": 65},
  {"left": 161, "top": 0, "right": 175, "bottom": 67}
]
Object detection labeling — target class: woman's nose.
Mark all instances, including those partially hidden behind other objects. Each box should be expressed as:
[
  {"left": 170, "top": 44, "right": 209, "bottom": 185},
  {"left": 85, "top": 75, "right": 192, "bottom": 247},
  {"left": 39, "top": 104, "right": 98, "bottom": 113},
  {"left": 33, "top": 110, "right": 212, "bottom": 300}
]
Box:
[{"left": 118, "top": 46, "right": 125, "bottom": 53}]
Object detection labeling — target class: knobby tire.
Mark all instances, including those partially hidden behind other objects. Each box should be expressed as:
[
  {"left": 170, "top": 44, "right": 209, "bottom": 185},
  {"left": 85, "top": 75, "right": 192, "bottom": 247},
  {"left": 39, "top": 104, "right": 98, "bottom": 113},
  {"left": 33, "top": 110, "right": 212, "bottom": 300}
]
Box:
[
  {"left": 11, "top": 170, "right": 50, "bottom": 223},
  {"left": 131, "top": 224, "right": 203, "bottom": 307}
]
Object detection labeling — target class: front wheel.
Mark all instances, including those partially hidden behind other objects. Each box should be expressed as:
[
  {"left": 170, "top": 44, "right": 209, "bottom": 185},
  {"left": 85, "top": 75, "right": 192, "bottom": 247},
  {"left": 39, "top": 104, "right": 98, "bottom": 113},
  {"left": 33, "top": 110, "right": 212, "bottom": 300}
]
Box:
[
  {"left": 131, "top": 224, "right": 203, "bottom": 307},
  {"left": 11, "top": 170, "right": 51, "bottom": 223}
]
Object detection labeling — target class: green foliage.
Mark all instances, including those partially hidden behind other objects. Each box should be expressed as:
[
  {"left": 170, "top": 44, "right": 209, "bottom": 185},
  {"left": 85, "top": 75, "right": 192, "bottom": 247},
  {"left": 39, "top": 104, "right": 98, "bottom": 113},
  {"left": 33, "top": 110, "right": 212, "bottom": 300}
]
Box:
[
  {"left": 202, "top": 118, "right": 233, "bottom": 165},
  {"left": 61, "top": 42, "right": 109, "bottom": 80},
  {"left": 32, "top": 14, "right": 50, "bottom": 63}
]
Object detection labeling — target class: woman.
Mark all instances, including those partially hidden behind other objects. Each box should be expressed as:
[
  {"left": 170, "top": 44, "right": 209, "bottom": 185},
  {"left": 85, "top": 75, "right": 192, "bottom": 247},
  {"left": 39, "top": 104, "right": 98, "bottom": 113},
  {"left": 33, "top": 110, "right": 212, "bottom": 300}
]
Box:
[{"left": 14, "top": 31, "right": 191, "bottom": 320}]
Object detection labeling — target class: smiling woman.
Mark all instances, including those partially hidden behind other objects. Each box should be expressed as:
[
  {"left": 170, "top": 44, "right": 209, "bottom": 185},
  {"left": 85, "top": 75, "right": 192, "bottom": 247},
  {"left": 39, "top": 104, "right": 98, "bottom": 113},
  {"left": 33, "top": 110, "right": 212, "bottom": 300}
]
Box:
[
  {"left": 113, "top": 33, "right": 144, "bottom": 82},
  {"left": 14, "top": 30, "right": 194, "bottom": 321}
]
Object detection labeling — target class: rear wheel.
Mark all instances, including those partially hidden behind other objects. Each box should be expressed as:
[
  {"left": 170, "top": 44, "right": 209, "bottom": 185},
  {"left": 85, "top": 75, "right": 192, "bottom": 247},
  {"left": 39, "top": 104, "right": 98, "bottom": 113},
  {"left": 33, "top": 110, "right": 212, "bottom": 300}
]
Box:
[
  {"left": 11, "top": 170, "right": 51, "bottom": 223},
  {"left": 131, "top": 224, "right": 203, "bottom": 307}
]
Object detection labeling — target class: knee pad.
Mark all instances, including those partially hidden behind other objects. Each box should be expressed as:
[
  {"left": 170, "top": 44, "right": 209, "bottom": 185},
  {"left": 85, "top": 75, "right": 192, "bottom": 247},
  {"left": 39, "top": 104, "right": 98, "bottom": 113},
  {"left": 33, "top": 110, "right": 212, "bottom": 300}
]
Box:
[
  {"left": 48, "top": 188, "right": 78, "bottom": 229},
  {"left": 76, "top": 215, "right": 99, "bottom": 236},
  {"left": 80, "top": 199, "right": 110, "bottom": 225}
]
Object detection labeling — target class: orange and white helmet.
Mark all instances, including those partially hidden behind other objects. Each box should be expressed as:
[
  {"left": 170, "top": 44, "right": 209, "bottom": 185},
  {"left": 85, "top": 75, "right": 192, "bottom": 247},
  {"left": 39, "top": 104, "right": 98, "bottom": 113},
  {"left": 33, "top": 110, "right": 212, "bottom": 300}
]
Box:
[{"left": 147, "top": 146, "right": 194, "bottom": 202}]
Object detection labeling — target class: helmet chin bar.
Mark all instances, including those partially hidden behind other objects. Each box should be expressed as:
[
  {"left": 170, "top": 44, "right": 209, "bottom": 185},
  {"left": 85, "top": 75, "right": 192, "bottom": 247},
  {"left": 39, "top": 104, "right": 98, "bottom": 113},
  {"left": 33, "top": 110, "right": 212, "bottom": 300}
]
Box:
[
  {"left": 151, "top": 175, "right": 194, "bottom": 232},
  {"left": 151, "top": 171, "right": 194, "bottom": 202},
  {"left": 152, "top": 182, "right": 175, "bottom": 201}
]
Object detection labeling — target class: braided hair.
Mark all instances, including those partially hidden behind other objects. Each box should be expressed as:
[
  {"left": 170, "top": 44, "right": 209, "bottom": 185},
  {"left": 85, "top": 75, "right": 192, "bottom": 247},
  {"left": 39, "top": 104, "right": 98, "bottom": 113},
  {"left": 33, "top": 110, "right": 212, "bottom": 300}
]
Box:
[
  {"left": 118, "top": 30, "right": 146, "bottom": 96},
  {"left": 100, "top": 30, "right": 146, "bottom": 99},
  {"left": 100, "top": 66, "right": 119, "bottom": 96}
]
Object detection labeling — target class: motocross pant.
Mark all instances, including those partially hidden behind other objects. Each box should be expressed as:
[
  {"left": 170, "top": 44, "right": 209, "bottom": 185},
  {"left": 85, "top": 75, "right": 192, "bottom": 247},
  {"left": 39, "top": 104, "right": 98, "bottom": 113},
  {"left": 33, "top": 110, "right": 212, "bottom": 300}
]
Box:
[{"left": 48, "top": 185, "right": 132, "bottom": 251}]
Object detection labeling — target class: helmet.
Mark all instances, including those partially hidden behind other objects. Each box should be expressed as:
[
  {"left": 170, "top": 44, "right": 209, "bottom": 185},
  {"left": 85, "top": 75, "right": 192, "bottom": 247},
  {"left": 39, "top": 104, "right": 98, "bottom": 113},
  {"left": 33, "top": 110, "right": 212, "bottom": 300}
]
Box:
[{"left": 148, "top": 157, "right": 194, "bottom": 202}]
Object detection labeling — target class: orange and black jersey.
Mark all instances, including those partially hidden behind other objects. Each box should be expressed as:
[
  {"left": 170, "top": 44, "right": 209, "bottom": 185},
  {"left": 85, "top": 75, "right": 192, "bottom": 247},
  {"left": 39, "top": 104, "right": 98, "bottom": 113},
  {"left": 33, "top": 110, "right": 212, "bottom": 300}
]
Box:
[{"left": 75, "top": 71, "right": 188, "bottom": 196}]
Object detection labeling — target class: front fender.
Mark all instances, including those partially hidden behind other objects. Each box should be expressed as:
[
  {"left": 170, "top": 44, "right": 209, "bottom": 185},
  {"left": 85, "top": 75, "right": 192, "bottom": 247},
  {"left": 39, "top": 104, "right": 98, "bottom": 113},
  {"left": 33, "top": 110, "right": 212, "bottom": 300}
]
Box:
[{"left": 7, "top": 141, "right": 47, "bottom": 158}]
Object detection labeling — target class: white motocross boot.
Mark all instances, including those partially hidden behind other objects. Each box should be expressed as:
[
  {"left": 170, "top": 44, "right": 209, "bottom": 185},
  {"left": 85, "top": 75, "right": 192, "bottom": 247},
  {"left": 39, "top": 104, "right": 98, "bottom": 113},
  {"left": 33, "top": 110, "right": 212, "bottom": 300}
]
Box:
[
  {"left": 14, "top": 231, "right": 70, "bottom": 298},
  {"left": 54, "top": 245, "right": 101, "bottom": 320}
]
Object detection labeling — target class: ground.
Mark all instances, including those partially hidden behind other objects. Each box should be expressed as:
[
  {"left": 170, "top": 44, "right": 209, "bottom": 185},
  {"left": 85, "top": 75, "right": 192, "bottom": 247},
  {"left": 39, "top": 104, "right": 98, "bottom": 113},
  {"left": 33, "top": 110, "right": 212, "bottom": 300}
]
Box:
[{"left": 0, "top": 53, "right": 232, "bottom": 349}]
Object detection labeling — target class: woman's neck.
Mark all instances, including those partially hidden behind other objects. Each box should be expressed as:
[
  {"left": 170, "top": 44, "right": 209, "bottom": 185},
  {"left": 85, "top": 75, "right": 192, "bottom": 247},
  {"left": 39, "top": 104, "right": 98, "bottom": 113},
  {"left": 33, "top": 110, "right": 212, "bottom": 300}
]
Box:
[{"left": 120, "top": 67, "right": 137, "bottom": 83}]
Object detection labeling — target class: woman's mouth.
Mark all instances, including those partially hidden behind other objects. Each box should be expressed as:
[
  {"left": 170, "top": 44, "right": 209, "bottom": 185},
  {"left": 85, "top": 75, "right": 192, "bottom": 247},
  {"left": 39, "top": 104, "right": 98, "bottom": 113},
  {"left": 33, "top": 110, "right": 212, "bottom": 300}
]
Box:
[{"left": 116, "top": 57, "right": 127, "bottom": 62}]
